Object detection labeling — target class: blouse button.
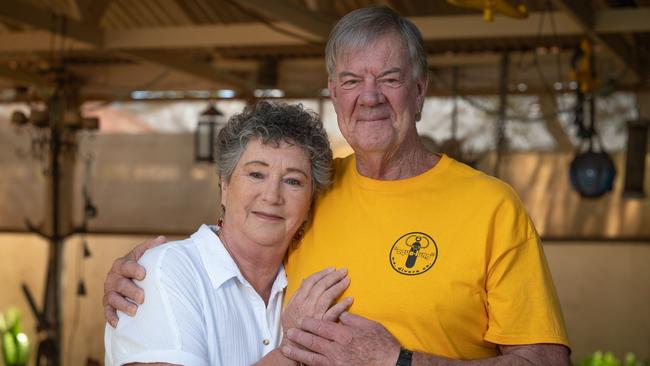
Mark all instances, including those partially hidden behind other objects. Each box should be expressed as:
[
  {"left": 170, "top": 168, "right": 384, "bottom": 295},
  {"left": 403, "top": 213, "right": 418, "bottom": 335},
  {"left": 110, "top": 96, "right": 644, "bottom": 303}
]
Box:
[{"left": 262, "top": 338, "right": 270, "bottom": 346}]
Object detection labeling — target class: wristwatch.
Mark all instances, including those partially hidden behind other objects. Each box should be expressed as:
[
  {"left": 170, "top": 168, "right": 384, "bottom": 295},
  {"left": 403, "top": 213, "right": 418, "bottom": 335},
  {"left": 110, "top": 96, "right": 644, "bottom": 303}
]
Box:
[{"left": 396, "top": 348, "right": 413, "bottom": 366}]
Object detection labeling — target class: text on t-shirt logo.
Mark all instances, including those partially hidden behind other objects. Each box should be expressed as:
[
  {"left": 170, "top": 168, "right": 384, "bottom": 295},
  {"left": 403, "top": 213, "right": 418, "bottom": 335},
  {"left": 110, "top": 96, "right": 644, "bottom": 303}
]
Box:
[{"left": 389, "top": 232, "right": 438, "bottom": 276}]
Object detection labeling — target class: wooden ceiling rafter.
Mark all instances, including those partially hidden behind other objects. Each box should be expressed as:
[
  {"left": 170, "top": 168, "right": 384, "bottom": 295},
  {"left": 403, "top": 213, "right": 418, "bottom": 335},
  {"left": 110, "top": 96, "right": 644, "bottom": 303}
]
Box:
[
  {"left": 109, "top": 1, "right": 138, "bottom": 29},
  {"left": 156, "top": 0, "right": 193, "bottom": 26},
  {"left": 63, "top": 0, "right": 82, "bottom": 20},
  {"left": 174, "top": 0, "right": 206, "bottom": 25},
  {"left": 194, "top": 0, "right": 223, "bottom": 24},
  {"left": 0, "top": 0, "right": 261, "bottom": 92},
  {"left": 142, "top": 0, "right": 172, "bottom": 26},
  {"left": 128, "top": 0, "right": 158, "bottom": 27},
  {"left": 78, "top": 0, "right": 113, "bottom": 24},
  {"left": 0, "top": 1, "right": 102, "bottom": 45},
  {"left": 314, "top": 0, "right": 336, "bottom": 17},
  {"left": 0, "top": 63, "right": 48, "bottom": 88},
  {"left": 1, "top": 0, "right": 648, "bottom": 98},
  {"left": 233, "top": 0, "right": 335, "bottom": 39},
  {"left": 123, "top": 49, "right": 258, "bottom": 92},
  {"left": 550, "top": 0, "right": 642, "bottom": 82},
  {"left": 144, "top": 0, "right": 170, "bottom": 26},
  {"left": 217, "top": 1, "right": 242, "bottom": 24}
]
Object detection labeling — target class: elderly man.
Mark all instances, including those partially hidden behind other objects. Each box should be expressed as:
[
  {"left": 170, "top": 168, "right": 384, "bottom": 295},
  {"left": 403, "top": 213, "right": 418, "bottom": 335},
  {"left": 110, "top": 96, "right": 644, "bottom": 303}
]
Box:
[{"left": 104, "top": 6, "right": 570, "bottom": 366}]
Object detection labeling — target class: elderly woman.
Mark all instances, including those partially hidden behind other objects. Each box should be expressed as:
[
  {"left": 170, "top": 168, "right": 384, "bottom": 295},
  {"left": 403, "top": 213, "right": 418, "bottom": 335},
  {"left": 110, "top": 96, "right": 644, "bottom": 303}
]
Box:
[{"left": 104, "top": 101, "right": 351, "bottom": 366}]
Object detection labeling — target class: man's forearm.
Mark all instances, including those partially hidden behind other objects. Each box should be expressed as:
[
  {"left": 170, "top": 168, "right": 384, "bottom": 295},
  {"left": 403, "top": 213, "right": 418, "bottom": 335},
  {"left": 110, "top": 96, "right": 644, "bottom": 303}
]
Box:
[
  {"left": 412, "top": 344, "right": 571, "bottom": 366},
  {"left": 413, "top": 353, "right": 533, "bottom": 366}
]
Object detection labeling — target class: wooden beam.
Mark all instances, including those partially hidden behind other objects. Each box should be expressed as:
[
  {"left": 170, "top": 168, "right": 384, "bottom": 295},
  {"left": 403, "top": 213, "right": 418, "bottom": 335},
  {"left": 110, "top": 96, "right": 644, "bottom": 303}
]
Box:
[
  {"left": 103, "top": 23, "right": 311, "bottom": 50},
  {"left": 64, "top": 0, "right": 82, "bottom": 20},
  {"left": 412, "top": 11, "right": 581, "bottom": 40},
  {"left": 79, "top": 0, "right": 113, "bottom": 23},
  {"left": 234, "top": 0, "right": 335, "bottom": 39},
  {"left": 0, "top": 1, "right": 256, "bottom": 90},
  {"left": 0, "top": 0, "right": 102, "bottom": 46},
  {"left": 125, "top": 50, "right": 259, "bottom": 92},
  {"left": 595, "top": 8, "right": 650, "bottom": 33},
  {"left": 550, "top": 0, "right": 640, "bottom": 81},
  {"left": 0, "top": 64, "right": 47, "bottom": 87},
  {"left": 0, "top": 31, "right": 92, "bottom": 52},
  {"left": 1, "top": 9, "right": 649, "bottom": 54}
]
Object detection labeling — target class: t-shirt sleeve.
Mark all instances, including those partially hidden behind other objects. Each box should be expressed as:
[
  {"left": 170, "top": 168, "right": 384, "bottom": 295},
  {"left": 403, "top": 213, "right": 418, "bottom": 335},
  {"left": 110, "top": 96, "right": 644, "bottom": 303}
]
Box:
[
  {"left": 104, "top": 245, "right": 210, "bottom": 366},
  {"left": 483, "top": 188, "right": 570, "bottom": 348}
]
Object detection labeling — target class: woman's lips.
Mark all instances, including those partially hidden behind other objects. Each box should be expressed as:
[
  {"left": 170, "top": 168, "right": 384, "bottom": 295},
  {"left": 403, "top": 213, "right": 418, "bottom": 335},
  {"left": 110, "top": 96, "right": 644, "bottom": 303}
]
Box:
[{"left": 252, "top": 211, "right": 284, "bottom": 221}]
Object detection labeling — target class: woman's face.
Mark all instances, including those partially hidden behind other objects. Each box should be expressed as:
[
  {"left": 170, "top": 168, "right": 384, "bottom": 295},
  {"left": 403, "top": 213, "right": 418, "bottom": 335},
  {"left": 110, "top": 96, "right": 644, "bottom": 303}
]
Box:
[{"left": 220, "top": 138, "right": 313, "bottom": 250}]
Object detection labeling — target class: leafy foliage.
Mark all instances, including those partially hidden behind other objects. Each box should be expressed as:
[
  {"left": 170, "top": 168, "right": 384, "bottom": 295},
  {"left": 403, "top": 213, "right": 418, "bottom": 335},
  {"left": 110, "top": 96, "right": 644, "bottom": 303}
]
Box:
[
  {"left": 577, "top": 351, "right": 648, "bottom": 366},
  {"left": 0, "top": 309, "right": 29, "bottom": 366}
]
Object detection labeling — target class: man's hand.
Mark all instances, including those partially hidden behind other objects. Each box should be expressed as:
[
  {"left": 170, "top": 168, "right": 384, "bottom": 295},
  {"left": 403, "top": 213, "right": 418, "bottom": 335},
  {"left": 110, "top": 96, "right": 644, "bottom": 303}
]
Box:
[
  {"left": 282, "top": 267, "right": 353, "bottom": 331},
  {"left": 281, "top": 312, "right": 400, "bottom": 366},
  {"left": 103, "top": 235, "right": 168, "bottom": 327}
]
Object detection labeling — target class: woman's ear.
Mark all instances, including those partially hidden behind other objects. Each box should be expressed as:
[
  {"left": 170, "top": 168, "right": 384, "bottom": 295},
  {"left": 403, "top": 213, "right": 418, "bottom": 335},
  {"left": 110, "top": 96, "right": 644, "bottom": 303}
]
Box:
[{"left": 219, "top": 176, "right": 228, "bottom": 207}]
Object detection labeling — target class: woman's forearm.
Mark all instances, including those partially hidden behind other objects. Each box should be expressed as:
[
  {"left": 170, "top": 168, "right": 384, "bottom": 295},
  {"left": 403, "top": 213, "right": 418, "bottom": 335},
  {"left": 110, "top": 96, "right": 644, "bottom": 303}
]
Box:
[{"left": 254, "top": 348, "right": 299, "bottom": 366}]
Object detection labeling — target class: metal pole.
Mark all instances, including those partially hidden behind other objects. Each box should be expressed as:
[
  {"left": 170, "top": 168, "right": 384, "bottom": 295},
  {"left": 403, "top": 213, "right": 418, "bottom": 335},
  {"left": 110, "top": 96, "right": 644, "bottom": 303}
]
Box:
[
  {"left": 494, "top": 52, "right": 509, "bottom": 177},
  {"left": 38, "top": 85, "right": 65, "bottom": 366}
]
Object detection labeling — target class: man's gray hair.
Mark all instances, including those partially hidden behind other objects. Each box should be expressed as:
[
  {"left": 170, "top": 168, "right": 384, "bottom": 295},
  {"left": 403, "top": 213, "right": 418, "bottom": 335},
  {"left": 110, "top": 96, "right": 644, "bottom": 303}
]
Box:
[
  {"left": 215, "top": 101, "right": 333, "bottom": 194},
  {"left": 325, "top": 6, "right": 428, "bottom": 80}
]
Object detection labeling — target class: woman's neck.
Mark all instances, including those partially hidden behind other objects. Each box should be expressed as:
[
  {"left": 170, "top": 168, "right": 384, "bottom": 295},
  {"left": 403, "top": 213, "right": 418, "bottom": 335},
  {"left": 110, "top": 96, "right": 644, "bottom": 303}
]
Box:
[{"left": 216, "top": 227, "right": 286, "bottom": 304}]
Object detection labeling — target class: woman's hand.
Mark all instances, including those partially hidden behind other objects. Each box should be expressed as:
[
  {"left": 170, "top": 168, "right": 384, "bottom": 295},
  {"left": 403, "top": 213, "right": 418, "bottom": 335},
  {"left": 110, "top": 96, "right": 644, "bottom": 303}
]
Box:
[{"left": 282, "top": 267, "right": 353, "bottom": 333}]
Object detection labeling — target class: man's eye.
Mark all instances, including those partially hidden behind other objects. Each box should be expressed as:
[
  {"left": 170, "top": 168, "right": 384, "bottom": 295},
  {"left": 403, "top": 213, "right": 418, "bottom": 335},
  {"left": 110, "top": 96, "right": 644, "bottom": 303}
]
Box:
[
  {"left": 381, "top": 78, "right": 402, "bottom": 87},
  {"left": 341, "top": 80, "right": 359, "bottom": 89}
]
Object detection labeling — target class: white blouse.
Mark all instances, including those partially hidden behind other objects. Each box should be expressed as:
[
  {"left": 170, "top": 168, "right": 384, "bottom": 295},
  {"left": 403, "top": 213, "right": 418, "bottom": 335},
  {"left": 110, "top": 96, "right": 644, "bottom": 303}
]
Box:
[{"left": 104, "top": 224, "right": 287, "bottom": 366}]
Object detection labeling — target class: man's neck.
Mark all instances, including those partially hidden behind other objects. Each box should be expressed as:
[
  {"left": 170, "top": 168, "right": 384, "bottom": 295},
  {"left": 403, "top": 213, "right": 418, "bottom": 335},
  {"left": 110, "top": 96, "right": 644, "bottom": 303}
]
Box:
[{"left": 354, "top": 144, "right": 439, "bottom": 180}]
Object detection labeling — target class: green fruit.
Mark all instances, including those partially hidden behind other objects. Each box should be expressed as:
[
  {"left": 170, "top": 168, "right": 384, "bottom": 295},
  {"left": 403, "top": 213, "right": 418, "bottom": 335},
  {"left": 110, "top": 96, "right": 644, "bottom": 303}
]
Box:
[
  {"left": 15, "top": 333, "right": 29, "bottom": 365},
  {"left": 0, "top": 313, "right": 6, "bottom": 333},
  {"left": 4, "top": 309, "right": 21, "bottom": 335},
  {"left": 2, "top": 331, "right": 17, "bottom": 365}
]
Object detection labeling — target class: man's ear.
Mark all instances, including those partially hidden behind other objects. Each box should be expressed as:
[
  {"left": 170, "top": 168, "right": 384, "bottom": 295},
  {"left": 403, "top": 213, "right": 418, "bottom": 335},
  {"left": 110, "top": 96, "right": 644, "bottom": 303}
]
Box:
[
  {"left": 328, "top": 78, "right": 337, "bottom": 103},
  {"left": 416, "top": 74, "right": 429, "bottom": 115}
]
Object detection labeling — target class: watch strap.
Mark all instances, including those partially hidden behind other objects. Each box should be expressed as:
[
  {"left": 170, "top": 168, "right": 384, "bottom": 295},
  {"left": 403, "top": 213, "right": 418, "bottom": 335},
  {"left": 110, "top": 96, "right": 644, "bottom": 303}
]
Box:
[{"left": 396, "top": 348, "right": 413, "bottom": 366}]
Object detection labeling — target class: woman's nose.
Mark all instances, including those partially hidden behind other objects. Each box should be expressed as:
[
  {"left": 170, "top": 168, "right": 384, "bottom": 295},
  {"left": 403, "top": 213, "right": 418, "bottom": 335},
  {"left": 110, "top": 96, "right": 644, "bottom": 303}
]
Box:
[{"left": 261, "top": 180, "right": 283, "bottom": 204}]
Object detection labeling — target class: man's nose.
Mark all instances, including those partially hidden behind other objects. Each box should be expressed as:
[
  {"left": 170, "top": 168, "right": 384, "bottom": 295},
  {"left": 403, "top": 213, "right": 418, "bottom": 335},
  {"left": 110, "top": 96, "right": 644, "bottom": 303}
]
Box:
[{"left": 359, "top": 79, "right": 384, "bottom": 106}]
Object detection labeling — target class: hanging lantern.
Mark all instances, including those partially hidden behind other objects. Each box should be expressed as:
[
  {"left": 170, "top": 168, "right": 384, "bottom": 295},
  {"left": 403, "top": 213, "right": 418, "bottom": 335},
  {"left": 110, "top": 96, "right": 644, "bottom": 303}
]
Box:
[
  {"left": 570, "top": 149, "right": 616, "bottom": 198},
  {"left": 195, "top": 103, "right": 224, "bottom": 162},
  {"left": 569, "top": 90, "right": 616, "bottom": 198}
]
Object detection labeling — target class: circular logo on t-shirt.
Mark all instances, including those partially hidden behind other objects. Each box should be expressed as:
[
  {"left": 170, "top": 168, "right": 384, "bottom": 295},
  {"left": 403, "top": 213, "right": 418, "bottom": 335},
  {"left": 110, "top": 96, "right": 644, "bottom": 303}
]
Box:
[{"left": 389, "top": 232, "right": 438, "bottom": 275}]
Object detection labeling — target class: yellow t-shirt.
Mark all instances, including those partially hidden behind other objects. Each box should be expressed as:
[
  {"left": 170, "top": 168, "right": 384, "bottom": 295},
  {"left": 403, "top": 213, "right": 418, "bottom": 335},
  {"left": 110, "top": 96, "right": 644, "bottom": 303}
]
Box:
[{"left": 285, "top": 154, "right": 569, "bottom": 359}]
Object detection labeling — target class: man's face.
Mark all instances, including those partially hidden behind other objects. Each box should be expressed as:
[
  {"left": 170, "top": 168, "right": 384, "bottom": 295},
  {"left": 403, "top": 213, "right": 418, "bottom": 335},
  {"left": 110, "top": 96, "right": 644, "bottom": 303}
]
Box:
[{"left": 328, "top": 33, "right": 428, "bottom": 157}]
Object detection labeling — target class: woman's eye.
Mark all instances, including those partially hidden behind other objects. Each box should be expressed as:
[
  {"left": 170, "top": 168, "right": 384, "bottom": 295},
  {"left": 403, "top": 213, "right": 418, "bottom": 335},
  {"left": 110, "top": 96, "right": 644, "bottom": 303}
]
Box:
[
  {"left": 285, "top": 178, "right": 304, "bottom": 187},
  {"left": 249, "top": 172, "right": 264, "bottom": 179}
]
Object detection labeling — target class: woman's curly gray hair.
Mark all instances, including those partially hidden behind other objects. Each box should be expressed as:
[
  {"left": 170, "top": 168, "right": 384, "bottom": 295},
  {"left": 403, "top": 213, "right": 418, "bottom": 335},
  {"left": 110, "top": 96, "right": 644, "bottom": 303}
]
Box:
[{"left": 215, "top": 101, "right": 333, "bottom": 194}]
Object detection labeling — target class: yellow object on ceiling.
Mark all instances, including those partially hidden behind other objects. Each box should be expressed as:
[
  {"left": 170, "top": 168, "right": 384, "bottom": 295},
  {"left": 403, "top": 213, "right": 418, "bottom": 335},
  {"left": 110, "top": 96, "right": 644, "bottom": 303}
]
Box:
[{"left": 447, "top": 0, "right": 528, "bottom": 22}]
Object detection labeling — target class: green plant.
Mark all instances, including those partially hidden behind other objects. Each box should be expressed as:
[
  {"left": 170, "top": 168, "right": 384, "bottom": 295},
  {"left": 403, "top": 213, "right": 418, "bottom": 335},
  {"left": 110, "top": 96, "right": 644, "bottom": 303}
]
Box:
[
  {"left": 577, "top": 351, "right": 648, "bottom": 366},
  {"left": 0, "top": 308, "right": 29, "bottom": 366}
]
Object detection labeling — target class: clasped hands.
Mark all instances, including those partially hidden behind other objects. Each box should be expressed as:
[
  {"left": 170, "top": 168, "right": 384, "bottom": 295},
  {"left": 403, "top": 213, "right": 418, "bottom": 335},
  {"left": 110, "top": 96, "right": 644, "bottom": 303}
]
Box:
[{"left": 280, "top": 268, "right": 401, "bottom": 366}]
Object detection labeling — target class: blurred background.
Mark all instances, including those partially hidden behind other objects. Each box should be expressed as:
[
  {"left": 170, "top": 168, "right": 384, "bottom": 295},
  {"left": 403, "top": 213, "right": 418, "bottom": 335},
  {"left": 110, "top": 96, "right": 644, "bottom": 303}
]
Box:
[{"left": 0, "top": 0, "right": 648, "bottom": 365}]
